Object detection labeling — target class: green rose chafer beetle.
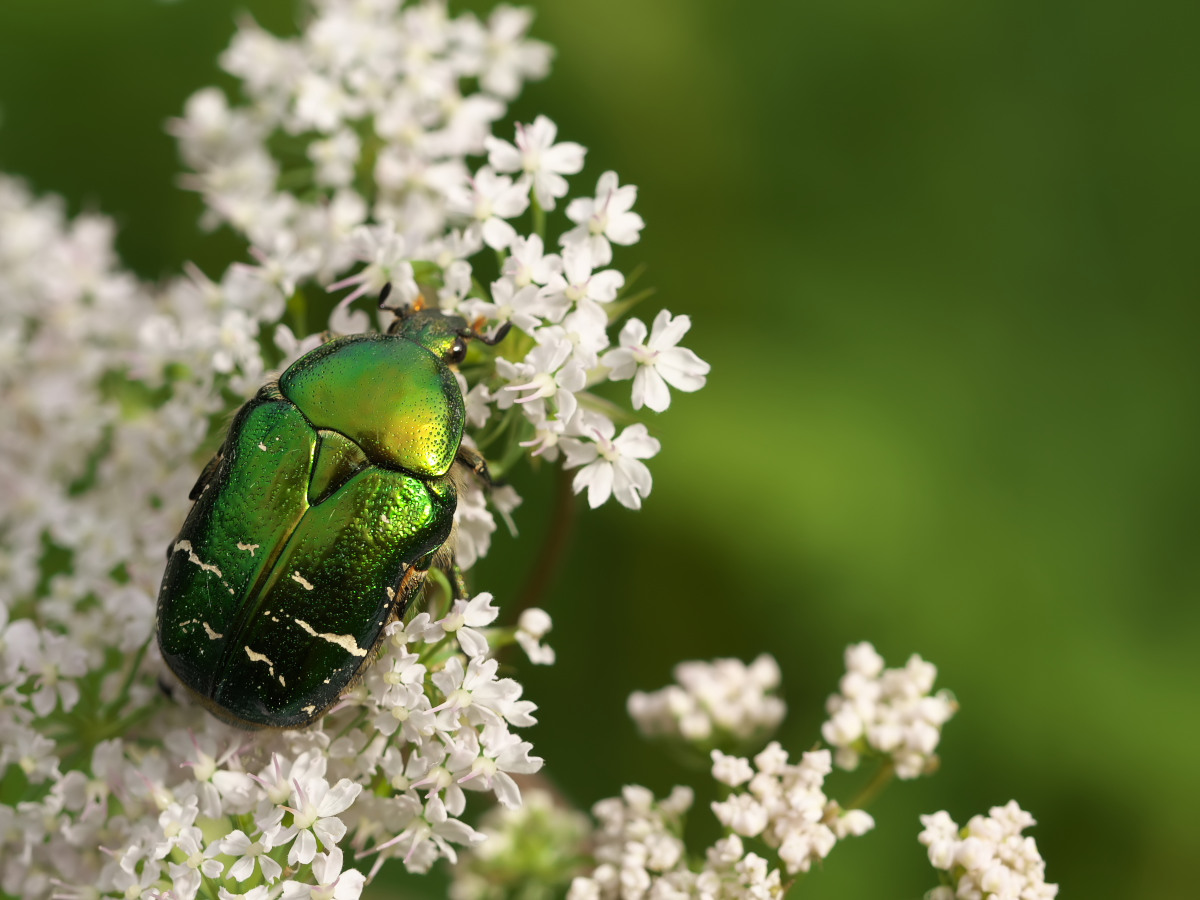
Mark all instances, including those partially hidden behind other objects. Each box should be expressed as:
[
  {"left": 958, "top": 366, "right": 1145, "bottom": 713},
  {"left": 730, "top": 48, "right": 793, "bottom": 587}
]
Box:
[{"left": 156, "top": 293, "right": 505, "bottom": 729}]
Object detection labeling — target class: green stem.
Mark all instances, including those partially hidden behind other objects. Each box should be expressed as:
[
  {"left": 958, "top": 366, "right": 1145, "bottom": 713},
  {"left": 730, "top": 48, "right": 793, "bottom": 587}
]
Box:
[
  {"left": 331, "top": 709, "right": 369, "bottom": 744},
  {"left": 513, "top": 463, "right": 576, "bottom": 616},
  {"left": 531, "top": 195, "right": 546, "bottom": 240},
  {"left": 101, "top": 632, "right": 153, "bottom": 719},
  {"left": 847, "top": 758, "right": 895, "bottom": 810},
  {"left": 96, "top": 695, "right": 166, "bottom": 742}
]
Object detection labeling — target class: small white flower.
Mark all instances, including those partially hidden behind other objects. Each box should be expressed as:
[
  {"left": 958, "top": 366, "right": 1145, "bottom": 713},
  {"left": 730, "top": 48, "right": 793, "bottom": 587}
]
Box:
[
  {"left": 461, "top": 274, "right": 544, "bottom": 334},
  {"left": 531, "top": 298, "right": 610, "bottom": 369},
  {"left": 282, "top": 772, "right": 363, "bottom": 866},
  {"left": 710, "top": 750, "right": 754, "bottom": 787},
  {"left": 429, "top": 593, "right": 501, "bottom": 658},
  {"left": 486, "top": 115, "right": 585, "bottom": 210},
  {"left": 166, "top": 826, "right": 224, "bottom": 900},
  {"left": 501, "top": 337, "right": 588, "bottom": 424},
  {"left": 221, "top": 829, "right": 283, "bottom": 883},
  {"left": 475, "top": 5, "right": 553, "bottom": 100},
  {"left": 449, "top": 166, "right": 530, "bottom": 250},
  {"left": 280, "top": 847, "right": 366, "bottom": 900},
  {"left": 457, "top": 722, "right": 544, "bottom": 808},
  {"left": 560, "top": 414, "right": 661, "bottom": 510},
  {"left": 463, "top": 381, "right": 495, "bottom": 428},
  {"left": 28, "top": 629, "right": 88, "bottom": 717},
  {"left": 437, "top": 258, "right": 475, "bottom": 314},
  {"left": 326, "top": 221, "right": 419, "bottom": 311},
  {"left": 502, "top": 233, "right": 562, "bottom": 286},
  {"left": 308, "top": 129, "right": 362, "bottom": 188},
  {"left": 219, "top": 887, "right": 272, "bottom": 900},
  {"left": 432, "top": 655, "right": 537, "bottom": 729},
  {"left": 292, "top": 71, "right": 365, "bottom": 134},
  {"left": 711, "top": 793, "right": 769, "bottom": 838},
  {"left": 539, "top": 241, "right": 623, "bottom": 320},
  {"left": 4, "top": 726, "right": 60, "bottom": 784},
  {"left": 515, "top": 608, "right": 555, "bottom": 665},
  {"left": 452, "top": 479, "right": 499, "bottom": 570},
  {"left": 562, "top": 170, "right": 645, "bottom": 266},
  {"left": 602, "top": 310, "right": 710, "bottom": 412}
]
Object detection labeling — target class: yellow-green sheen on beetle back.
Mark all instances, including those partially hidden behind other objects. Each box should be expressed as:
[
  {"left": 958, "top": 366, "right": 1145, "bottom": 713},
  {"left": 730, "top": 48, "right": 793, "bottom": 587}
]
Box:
[{"left": 279, "top": 334, "right": 465, "bottom": 478}]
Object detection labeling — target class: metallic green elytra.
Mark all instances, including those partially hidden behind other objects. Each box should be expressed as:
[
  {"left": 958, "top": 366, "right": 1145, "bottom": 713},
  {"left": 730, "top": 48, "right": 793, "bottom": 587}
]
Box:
[{"left": 156, "top": 307, "right": 493, "bottom": 729}]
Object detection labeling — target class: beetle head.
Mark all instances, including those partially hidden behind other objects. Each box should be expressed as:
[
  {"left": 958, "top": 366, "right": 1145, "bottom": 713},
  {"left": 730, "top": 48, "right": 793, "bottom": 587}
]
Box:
[{"left": 380, "top": 283, "right": 511, "bottom": 364}]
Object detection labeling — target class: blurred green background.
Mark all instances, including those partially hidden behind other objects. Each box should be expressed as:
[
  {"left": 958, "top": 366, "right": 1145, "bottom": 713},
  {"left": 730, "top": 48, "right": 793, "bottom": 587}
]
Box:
[{"left": 2, "top": 1, "right": 1198, "bottom": 897}]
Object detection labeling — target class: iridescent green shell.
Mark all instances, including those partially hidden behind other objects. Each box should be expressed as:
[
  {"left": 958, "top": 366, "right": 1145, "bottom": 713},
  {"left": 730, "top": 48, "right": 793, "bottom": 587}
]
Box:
[{"left": 156, "top": 320, "right": 467, "bottom": 728}]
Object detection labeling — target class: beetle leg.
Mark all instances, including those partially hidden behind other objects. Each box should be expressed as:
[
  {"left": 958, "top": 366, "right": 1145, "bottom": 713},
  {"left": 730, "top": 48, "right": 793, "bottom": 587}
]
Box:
[
  {"left": 156, "top": 670, "right": 180, "bottom": 702},
  {"left": 187, "top": 450, "right": 224, "bottom": 501},
  {"left": 447, "top": 559, "right": 469, "bottom": 600},
  {"left": 379, "top": 282, "right": 415, "bottom": 334},
  {"left": 455, "top": 445, "right": 494, "bottom": 487}
]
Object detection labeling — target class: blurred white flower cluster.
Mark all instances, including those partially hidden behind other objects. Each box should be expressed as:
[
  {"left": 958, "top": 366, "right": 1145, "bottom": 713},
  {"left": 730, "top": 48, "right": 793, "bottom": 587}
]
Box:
[
  {"left": 626, "top": 655, "right": 786, "bottom": 747},
  {"left": 450, "top": 788, "right": 591, "bottom": 900},
  {"left": 474, "top": 646, "right": 951, "bottom": 898},
  {"left": 562, "top": 784, "right": 787, "bottom": 900},
  {"left": 919, "top": 801, "right": 1058, "bottom": 900},
  {"left": 821, "top": 641, "right": 958, "bottom": 779},
  {"left": 447, "top": 647, "right": 1056, "bottom": 900}
]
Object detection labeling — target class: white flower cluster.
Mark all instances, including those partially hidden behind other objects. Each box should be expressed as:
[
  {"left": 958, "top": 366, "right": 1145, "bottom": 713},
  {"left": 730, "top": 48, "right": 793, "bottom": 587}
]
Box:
[
  {"left": 0, "top": 175, "right": 227, "bottom": 864},
  {"left": 540, "top": 656, "right": 874, "bottom": 900},
  {"left": 626, "top": 655, "right": 786, "bottom": 746},
  {"left": 2, "top": 587, "right": 547, "bottom": 897},
  {"left": 919, "top": 801, "right": 1058, "bottom": 900},
  {"left": 450, "top": 788, "right": 591, "bottom": 900},
  {"left": 821, "top": 641, "right": 957, "bottom": 779},
  {"left": 710, "top": 745, "right": 874, "bottom": 876},
  {"left": 0, "top": 144, "right": 548, "bottom": 898},
  {"left": 172, "top": 0, "right": 710, "bottom": 512},
  {"left": 565, "top": 784, "right": 788, "bottom": 900}
]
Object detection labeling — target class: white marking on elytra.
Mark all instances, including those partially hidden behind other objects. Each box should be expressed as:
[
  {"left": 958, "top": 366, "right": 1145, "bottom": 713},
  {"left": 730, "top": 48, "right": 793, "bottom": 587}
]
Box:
[
  {"left": 202, "top": 622, "right": 223, "bottom": 640},
  {"left": 303, "top": 705, "right": 317, "bottom": 715},
  {"left": 258, "top": 442, "right": 267, "bottom": 451},
  {"left": 173, "top": 540, "right": 235, "bottom": 594},
  {"left": 380, "top": 512, "right": 391, "bottom": 525},
  {"left": 174, "top": 540, "right": 222, "bottom": 577},
  {"left": 244, "top": 646, "right": 276, "bottom": 678},
  {"left": 294, "top": 618, "right": 368, "bottom": 657},
  {"left": 292, "top": 571, "right": 315, "bottom": 591},
  {"left": 237, "top": 542, "right": 259, "bottom": 555},
  {"left": 386, "top": 587, "right": 395, "bottom": 603}
]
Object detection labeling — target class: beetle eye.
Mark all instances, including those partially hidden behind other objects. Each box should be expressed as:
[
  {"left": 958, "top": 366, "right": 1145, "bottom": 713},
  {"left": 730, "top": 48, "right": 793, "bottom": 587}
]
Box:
[{"left": 448, "top": 338, "right": 468, "bottom": 364}]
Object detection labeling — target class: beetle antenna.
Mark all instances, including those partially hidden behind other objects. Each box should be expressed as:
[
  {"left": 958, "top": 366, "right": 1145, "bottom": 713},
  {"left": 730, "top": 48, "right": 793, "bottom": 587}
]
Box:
[
  {"left": 472, "top": 320, "right": 512, "bottom": 346},
  {"left": 377, "top": 282, "right": 394, "bottom": 310}
]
